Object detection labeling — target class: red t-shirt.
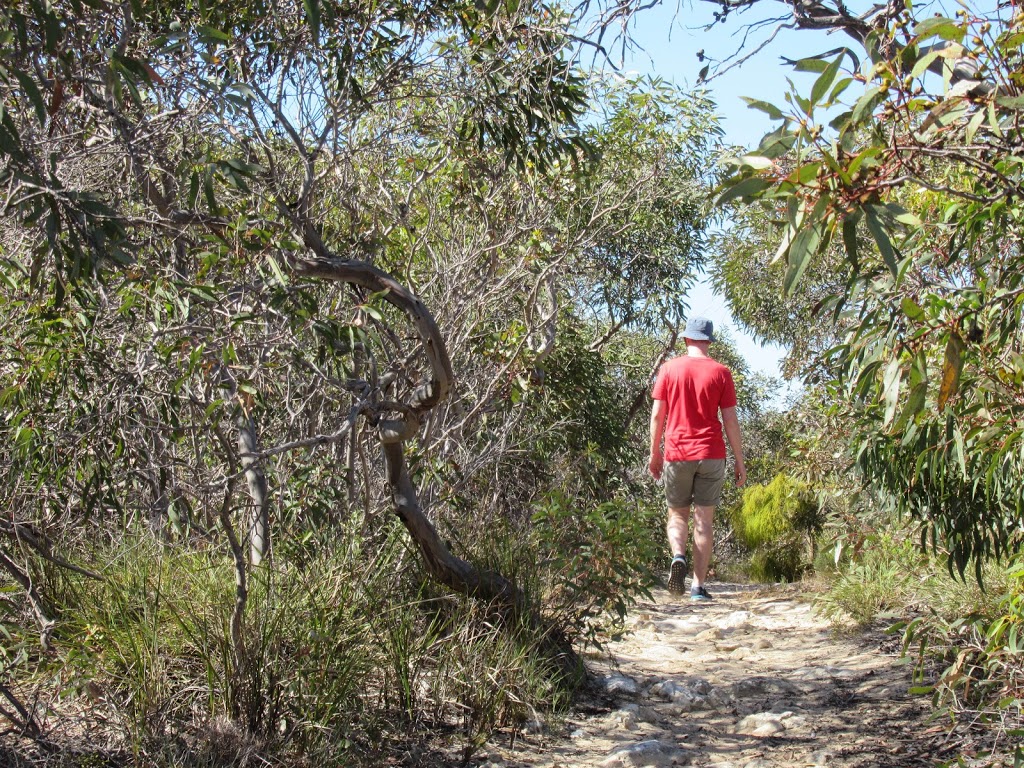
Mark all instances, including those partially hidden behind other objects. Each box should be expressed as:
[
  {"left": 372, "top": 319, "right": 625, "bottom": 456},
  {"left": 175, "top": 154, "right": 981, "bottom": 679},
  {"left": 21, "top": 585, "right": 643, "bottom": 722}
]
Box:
[{"left": 651, "top": 356, "right": 737, "bottom": 461}]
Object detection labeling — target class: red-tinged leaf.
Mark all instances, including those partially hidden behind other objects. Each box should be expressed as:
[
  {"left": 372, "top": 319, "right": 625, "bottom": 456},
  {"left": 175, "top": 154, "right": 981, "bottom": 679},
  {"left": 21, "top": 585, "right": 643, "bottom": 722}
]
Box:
[
  {"left": 142, "top": 63, "right": 165, "bottom": 86},
  {"left": 937, "top": 332, "right": 966, "bottom": 410},
  {"left": 48, "top": 79, "right": 65, "bottom": 117}
]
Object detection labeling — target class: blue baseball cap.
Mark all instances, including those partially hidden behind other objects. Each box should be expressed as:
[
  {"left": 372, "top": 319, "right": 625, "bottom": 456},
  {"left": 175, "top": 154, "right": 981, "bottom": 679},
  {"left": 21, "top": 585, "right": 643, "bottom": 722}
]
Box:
[{"left": 683, "top": 316, "right": 715, "bottom": 342}]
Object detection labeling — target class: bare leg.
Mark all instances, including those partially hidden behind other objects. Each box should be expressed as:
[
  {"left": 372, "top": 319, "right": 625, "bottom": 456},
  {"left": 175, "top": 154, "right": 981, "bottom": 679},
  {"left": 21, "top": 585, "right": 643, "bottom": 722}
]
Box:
[
  {"left": 691, "top": 504, "right": 715, "bottom": 587},
  {"left": 666, "top": 507, "right": 690, "bottom": 559}
]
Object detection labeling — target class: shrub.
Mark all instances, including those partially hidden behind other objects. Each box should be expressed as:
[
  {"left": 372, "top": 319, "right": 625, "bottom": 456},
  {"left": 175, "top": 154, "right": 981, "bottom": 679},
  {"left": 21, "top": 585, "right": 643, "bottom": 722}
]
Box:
[
  {"left": 531, "top": 491, "right": 661, "bottom": 647},
  {"left": 731, "top": 473, "right": 822, "bottom": 582}
]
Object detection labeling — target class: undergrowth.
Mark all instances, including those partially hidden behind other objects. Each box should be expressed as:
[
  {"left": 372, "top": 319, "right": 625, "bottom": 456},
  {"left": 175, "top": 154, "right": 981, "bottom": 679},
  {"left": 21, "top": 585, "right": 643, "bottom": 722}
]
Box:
[
  {"left": 1, "top": 493, "right": 660, "bottom": 766},
  {"left": 815, "top": 530, "right": 1024, "bottom": 765}
]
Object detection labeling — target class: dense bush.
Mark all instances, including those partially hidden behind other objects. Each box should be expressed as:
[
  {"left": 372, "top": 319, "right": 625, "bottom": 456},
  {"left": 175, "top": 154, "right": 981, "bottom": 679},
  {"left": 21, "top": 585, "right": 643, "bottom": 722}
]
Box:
[{"left": 731, "top": 473, "right": 822, "bottom": 583}]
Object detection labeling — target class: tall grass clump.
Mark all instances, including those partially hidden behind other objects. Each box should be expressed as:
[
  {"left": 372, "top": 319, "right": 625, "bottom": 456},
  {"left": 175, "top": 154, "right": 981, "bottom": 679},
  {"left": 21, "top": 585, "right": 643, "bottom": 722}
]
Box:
[
  {"left": 46, "top": 530, "right": 387, "bottom": 763},
  {"left": 731, "top": 473, "right": 823, "bottom": 582},
  {"left": 814, "top": 530, "right": 1007, "bottom": 627}
]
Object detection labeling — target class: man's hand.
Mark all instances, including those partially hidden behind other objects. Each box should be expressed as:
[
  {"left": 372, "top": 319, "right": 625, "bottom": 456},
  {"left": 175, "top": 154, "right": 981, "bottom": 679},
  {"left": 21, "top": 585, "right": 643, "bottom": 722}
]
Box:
[
  {"left": 648, "top": 452, "right": 664, "bottom": 481},
  {"left": 734, "top": 460, "right": 747, "bottom": 488}
]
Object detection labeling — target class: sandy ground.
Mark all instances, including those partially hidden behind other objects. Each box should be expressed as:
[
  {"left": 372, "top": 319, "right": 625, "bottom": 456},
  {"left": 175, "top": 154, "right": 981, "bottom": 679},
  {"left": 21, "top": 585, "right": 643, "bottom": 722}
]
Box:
[{"left": 472, "top": 583, "right": 948, "bottom": 768}]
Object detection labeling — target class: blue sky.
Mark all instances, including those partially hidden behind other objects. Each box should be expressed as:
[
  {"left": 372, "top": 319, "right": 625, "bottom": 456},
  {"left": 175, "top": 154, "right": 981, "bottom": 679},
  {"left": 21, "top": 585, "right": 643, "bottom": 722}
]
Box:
[{"left": 611, "top": 2, "right": 833, "bottom": 386}]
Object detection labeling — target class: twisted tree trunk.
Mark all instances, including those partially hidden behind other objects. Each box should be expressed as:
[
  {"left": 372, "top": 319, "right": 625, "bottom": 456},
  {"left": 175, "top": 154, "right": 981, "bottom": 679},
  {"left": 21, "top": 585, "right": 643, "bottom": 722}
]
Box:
[{"left": 296, "top": 253, "right": 580, "bottom": 678}]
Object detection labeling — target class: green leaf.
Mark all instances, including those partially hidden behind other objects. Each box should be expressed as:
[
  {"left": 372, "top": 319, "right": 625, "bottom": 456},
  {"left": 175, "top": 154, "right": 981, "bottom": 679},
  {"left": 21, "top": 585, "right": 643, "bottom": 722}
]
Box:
[
  {"left": 987, "top": 100, "right": 1005, "bottom": 138},
  {"left": 996, "top": 95, "right": 1024, "bottom": 110},
  {"left": 896, "top": 381, "right": 927, "bottom": 432},
  {"left": 828, "top": 78, "right": 853, "bottom": 104},
  {"left": 783, "top": 222, "right": 822, "bottom": 295},
  {"left": 197, "top": 25, "right": 232, "bottom": 42},
  {"left": 304, "top": 0, "right": 321, "bottom": 41},
  {"left": 740, "top": 97, "right": 784, "bottom": 120},
  {"left": 13, "top": 70, "right": 47, "bottom": 126},
  {"left": 223, "top": 158, "right": 266, "bottom": 177},
  {"left": 882, "top": 357, "right": 902, "bottom": 427},
  {"left": 811, "top": 55, "right": 844, "bottom": 106},
  {"left": 738, "top": 154, "right": 774, "bottom": 170},
  {"left": 786, "top": 162, "right": 821, "bottom": 185},
  {"left": 842, "top": 213, "right": 859, "bottom": 264},
  {"left": 266, "top": 255, "right": 288, "bottom": 286},
  {"left": 851, "top": 86, "right": 884, "bottom": 125},
  {"left": 715, "top": 176, "right": 769, "bottom": 206},
  {"left": 953, "top": 427, "right": 967, "bottom": 477},
  {"left": 901, "top": 297, "right": 925, "bottom": 321},
  {"left": 883, "top": 203, "right": 922, "bottom": 227},
  {"left": 965, "top": 109, "right": 985, "bottom": 144},
  {"left": 793, "top": 58, "right": 829, "bottom": 73},
  {"left": 865, "top": 205, "right": 898, "bottom": 276},
  {"left": 911, "top": 50, "right": 941, "bottom": 79},
  {"left": 913, "top": 17, "right": 964, "bottom": 42}
]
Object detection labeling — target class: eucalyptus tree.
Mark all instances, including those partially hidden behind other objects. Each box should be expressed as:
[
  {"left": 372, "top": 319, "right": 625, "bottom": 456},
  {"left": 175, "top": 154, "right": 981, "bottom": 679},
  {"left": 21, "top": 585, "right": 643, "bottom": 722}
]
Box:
[{"left": 716, "top": 2, "right": 1024, "bottom": 576}]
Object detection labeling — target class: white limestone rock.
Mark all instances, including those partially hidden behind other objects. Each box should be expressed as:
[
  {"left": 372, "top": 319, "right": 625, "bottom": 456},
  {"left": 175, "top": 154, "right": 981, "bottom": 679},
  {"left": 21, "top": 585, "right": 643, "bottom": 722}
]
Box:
[
  {"left": 602, "top": 673, "right": 641, "bottom": 696},
  {"left": 600, "top": 739, "right": 687, "bottom": 767},
  {"left": 735, "top": 711, "right": 788, "bottom": 737}
]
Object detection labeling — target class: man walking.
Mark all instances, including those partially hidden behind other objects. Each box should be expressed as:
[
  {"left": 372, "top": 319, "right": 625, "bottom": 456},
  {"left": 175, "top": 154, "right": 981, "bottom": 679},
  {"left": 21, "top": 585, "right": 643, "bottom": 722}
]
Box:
[{"left": 648, "top": 317, "right": 746, "bottom": 600}]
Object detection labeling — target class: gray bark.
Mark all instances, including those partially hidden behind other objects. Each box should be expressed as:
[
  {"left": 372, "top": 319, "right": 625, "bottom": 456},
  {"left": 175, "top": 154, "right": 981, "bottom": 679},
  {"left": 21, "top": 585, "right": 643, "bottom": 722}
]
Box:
[
  {"left": 237, "top": 414, "right": 270, "bottom": 566},
  {"left": 296, "top": 252, "right": 580, "bottom": 677}
]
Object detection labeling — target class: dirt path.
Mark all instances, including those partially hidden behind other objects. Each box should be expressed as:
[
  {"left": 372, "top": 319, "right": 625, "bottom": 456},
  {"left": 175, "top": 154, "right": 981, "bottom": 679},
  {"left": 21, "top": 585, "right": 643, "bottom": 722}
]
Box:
[{"left": 475, "top": 583, "right": 947, "bottom": 768}]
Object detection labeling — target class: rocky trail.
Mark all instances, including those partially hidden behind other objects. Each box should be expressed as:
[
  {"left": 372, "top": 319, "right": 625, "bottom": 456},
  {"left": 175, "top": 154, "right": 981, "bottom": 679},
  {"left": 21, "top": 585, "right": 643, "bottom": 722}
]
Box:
[{"left": 473, "top": 583, "right": 952, "bottom": 768}]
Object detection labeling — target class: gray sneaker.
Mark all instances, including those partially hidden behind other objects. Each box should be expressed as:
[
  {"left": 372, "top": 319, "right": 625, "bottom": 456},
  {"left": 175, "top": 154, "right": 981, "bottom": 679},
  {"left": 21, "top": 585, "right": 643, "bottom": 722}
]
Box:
[
  {"left": 667, "top": 556, "right": 688, "bottom": 594},
  {"left": 690, "top": 585, "right": 712, "bottom": 601}
]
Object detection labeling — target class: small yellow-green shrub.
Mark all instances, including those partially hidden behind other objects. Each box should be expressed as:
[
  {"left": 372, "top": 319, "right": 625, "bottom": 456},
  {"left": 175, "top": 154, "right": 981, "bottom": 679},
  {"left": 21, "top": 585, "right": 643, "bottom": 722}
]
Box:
[{"left": 732, "top": 473, "right": 822, "bottom": 582}]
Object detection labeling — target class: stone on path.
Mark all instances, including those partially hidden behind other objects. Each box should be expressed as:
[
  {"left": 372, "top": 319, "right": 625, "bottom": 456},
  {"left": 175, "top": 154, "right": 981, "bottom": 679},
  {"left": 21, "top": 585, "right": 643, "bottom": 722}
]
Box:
[
  {"left": 601, "top": 673, "right": 641, "bottom": 696},
  {"left": 734, "top": 710, "right": 807, "bottom": 737},
  {"left": 735, "top": 711, "right": 786, "bottom": 736},
  {"left": 600, "top": 739, "right": 687, "bottom": 767},
  {"left": 650, "top": 678, "right": 713, "bottom": 711}
]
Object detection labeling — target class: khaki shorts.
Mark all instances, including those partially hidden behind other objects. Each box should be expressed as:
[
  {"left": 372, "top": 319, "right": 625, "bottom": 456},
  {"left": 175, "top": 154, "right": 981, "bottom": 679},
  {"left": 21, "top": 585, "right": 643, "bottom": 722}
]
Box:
[{"left": 664, "top": 459, "right": 726, "bottom": 508}]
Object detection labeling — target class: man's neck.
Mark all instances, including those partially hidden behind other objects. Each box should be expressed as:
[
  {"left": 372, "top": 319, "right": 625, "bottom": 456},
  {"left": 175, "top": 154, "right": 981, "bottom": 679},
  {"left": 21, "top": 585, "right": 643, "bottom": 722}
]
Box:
[{"left": 685, "top": 341, "right": 711, "bottom": 358}]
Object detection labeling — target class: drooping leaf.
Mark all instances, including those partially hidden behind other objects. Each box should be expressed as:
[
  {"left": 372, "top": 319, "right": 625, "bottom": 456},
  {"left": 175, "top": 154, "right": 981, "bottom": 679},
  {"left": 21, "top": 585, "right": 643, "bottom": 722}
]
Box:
[
  {"left": 882, "top": 357, "right": 902, "bottom": 427},
  {"left": 810, "top": 55, "right": 844, "bottom": 106},
  {"left": 842, "top": 213, "right": 859, "bottom": 264},
  {"left": 937, "top": 332, "right": 966, "bottom": 410},
  {"left": 783, "top": 221, "right": 822, "bottom": 295},
  {"left": 304, "top": 0, "right": 321, "bottom": 40},
  {"left": 864, "top": 205, "right": 898, "bottom": 276}
]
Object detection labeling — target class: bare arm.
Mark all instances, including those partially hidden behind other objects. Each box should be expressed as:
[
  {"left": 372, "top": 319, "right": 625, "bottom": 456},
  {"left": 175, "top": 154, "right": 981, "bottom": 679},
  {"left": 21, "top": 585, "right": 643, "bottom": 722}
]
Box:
[
  {"left": 649, "top": 398, "right": 667, "bottom": 480},
  {"left": 721, "top": 406, "right": 747, "bottom": 488}
]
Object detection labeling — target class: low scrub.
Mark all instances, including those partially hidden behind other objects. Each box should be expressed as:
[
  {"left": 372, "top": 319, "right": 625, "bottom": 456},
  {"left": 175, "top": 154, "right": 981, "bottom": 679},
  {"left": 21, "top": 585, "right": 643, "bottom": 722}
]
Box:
[
  {"left": 0, "top": 492, "right": 658, "bottom": 766},
  {"left": 815, "top": 530, "right": 1023, "bottom": 763},
  {"left": 731, "top": 473, "right": 823, "bottom": 582}
]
